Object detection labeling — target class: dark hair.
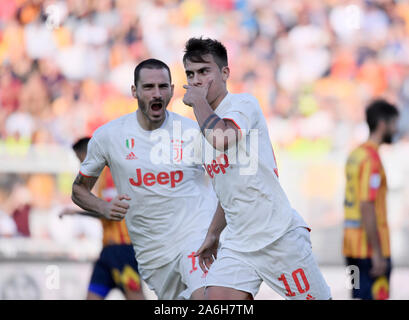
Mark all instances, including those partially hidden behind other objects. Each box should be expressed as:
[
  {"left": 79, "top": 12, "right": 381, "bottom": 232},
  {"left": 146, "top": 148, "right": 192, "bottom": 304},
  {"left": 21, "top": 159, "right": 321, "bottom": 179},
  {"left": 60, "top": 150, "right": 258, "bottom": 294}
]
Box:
[
  {"left": 72, "top": 137, "right": 90, "bottom": 154},
  {"left": 366, "top": 99, "right": 399, "bottom": 133},
  {"left": 133, "top": 59, "right": 171, "bottom": 86},
  {"left": 183, "top": 37, "right": 228, "bottom": 70}
]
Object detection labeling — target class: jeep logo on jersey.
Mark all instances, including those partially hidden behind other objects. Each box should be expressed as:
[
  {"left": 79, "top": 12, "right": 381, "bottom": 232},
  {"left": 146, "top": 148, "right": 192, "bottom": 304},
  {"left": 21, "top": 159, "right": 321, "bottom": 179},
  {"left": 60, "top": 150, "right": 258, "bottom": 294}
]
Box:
[
  {"left": 204, "top": 154, "right": 229, "bottom": 178},
  {"left": 129, "top": 168, "right": 184, "bottom": 188}
]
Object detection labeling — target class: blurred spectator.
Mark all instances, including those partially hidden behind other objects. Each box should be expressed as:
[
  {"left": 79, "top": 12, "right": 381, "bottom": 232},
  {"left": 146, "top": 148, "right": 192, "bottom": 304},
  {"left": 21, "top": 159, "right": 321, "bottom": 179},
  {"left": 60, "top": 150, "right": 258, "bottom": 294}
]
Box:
[
  {"left": 9, "top": 181, "right": 32, "bottom": 237},
  {"left": 5, "top": 110, "right": 35, "bottom": 140},
  {"left": 0, "top": 176, "right": 18, "bottom": 237},
  {"left": 1, "top": 0, "right": 408, "bottom": 150},
  {"left": 0, "top": 209, "right": 17, "bottom": 237},
  {"left": 24, "top": 15, "right": 58, "bottom": 59}
]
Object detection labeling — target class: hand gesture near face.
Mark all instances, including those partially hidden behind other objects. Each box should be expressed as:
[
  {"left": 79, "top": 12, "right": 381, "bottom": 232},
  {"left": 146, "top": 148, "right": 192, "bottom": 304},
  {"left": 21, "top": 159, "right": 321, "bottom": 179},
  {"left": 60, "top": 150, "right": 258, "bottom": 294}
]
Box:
[{"left": 182, "top": 80, "right": 212, "bottom": 108}]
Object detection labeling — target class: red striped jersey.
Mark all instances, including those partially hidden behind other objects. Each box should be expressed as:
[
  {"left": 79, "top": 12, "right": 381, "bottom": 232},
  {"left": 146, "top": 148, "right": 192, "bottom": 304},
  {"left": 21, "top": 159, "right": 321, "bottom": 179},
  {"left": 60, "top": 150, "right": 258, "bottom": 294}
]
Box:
[{"left": 343, "top": 141, "right": 390, "bottom": 258}]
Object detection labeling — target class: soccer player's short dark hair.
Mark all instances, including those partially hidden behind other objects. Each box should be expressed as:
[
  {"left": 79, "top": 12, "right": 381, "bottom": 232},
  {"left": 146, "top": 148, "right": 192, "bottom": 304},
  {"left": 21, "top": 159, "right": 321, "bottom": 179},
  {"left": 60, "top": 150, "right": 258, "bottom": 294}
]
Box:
[
  {"left": 133, "top": 59, "right": 171, "bottom": 86},
  {"left": 72, "top": 137, "right": 90, "bottom": 154},
  {"left": 183, "top": 37, "right": 228, "bottom": 70},
  {"left": 366, "top": 99, "right": 399, "bottom": 133}
]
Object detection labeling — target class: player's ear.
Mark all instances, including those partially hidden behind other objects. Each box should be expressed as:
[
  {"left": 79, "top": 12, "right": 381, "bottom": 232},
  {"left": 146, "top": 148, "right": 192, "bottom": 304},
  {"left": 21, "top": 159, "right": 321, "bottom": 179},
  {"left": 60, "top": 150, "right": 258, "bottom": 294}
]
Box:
[
  {"left": 131, "top": 84, "right": 137, "bottom": 98},
  {"left": 221, "top": 66, "right": 230, "bottom": 82},
  {"left": 170, "top": 84, "right": 175, "bottom": 97}
]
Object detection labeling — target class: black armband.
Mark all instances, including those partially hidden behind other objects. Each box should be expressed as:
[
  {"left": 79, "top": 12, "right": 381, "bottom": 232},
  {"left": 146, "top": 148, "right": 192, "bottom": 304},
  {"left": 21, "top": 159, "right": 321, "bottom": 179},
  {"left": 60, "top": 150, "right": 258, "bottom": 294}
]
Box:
[{"left": 200, "top": 114, "right": 219, "bottom": 134}]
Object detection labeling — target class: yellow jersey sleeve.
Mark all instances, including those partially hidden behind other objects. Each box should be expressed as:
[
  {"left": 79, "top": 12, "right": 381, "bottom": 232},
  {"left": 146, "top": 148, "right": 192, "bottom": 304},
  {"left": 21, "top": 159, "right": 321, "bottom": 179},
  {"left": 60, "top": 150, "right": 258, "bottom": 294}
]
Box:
[{"left": 359, "top": 155, "right": 381, "bottom": 202}]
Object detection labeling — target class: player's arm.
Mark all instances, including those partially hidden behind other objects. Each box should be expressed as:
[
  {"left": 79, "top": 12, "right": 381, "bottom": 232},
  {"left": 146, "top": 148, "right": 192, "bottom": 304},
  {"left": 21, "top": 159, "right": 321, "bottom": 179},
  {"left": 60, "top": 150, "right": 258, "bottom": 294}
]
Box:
[
  {"left": 206, "top": 202, "right": 227, "bottom": 238},
  {"left": 72, "top": 209, "right": 103, "bottom": 219},
  {"left": 195, "top": 202, "right": 226, "bottom": 272},
  {"left": 71, "top": 173, "right": 130, "bottom": 221},
  {"left": 59, "top": 207, "right": 105, "bottom": 219},
  {"left": 360, "top": 201, "right": 387, "bottom": 277},
  {"left": 183, "top": 82, "right": 240, "bottom": 151},
  {"left": 359, "top": 158, "right": 387, "bottom": 277}
]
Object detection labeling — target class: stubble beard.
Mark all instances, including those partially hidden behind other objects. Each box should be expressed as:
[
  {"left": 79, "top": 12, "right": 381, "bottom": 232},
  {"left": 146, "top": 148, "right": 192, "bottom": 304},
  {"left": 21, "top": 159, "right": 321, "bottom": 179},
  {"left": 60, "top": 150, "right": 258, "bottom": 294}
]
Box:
[{"left": 137, "top": 98, "right": 165, "bottom": 124}]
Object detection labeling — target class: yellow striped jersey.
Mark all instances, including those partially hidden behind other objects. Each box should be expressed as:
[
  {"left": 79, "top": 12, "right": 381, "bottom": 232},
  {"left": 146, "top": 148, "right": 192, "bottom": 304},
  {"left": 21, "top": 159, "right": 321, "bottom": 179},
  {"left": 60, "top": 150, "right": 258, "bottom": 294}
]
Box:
[{"left": 343, "top": 141, "right": 390, "bottom": 258}]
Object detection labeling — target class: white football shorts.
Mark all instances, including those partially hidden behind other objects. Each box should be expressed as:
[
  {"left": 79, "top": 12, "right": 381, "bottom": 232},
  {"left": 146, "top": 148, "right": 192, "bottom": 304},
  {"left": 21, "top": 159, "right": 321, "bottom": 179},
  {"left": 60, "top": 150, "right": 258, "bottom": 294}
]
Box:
[
  {"left": 205, "top": 227, "right": 331, "bottom": 300},
  {"left": 138, "top": 238, "right": 207, "bottom": 299}
]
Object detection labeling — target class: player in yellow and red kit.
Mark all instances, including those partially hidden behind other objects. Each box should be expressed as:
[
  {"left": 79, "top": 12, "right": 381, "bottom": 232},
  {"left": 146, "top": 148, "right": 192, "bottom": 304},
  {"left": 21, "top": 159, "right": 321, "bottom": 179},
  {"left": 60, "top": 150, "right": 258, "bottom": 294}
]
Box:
[
  {"left": 343, "top": 99, "right": 399, "bottom": 300},
  {"left": 60, "top": 137, "right": 144, "bottom": 300}
]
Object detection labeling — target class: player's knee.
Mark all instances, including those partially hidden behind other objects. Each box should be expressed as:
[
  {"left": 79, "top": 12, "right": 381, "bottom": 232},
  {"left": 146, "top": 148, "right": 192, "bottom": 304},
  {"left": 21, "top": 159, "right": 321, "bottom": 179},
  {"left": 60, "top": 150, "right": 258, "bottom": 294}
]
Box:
[
  {"left": 205, "top": 286, "right": 226, "bottom": 300},
  {"left": 190, "top": 287, "right": 205, "bottom": 300}
]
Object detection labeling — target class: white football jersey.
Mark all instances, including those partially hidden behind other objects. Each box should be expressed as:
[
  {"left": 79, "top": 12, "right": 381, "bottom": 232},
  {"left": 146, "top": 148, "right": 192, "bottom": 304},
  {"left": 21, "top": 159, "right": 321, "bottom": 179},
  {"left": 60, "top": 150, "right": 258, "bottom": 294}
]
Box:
[
  {"left": 201, "top": 92, "right": 309, "bottom": 252},
  {"left": 80, "top": 111, "right": 217, "bottom": 269}
]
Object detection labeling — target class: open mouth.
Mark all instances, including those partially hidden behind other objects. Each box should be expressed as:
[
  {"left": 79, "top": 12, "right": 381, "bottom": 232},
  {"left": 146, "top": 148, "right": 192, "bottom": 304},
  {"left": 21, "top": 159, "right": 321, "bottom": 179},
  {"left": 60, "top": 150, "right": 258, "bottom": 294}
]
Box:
[{"left": 150, "top": 102, "right": 163, "bottom": 113}]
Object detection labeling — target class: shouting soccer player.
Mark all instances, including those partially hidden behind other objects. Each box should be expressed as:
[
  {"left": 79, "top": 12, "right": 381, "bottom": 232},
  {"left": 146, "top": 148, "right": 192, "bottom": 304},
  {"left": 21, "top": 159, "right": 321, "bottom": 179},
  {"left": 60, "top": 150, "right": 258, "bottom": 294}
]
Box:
[
  {"left": 71, "top": 59, "right": 218, "bottom": 299},
  {"left": 182, "top": 38, "right": 331, "bottom": 300},
  {"left": 343, "top": 99, "right": 399, "bottom": 299}
]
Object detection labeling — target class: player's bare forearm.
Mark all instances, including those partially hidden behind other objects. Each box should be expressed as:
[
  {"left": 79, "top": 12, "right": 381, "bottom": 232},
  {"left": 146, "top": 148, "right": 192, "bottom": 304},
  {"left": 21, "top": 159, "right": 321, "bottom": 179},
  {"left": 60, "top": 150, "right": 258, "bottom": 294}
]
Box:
[
  {"left": 77, "top": 210, "right": 105, "bottom": 219},
  {"left": 195, "top": 202, "right": 226, "bottom": 268},
  {"left": 71, "top": 173, "right": 106, "bottom": 216},
  {"left": 59, "top": 207, "right": 103, "bottom": 219},
  {"left": 360, "top": 201, "right": 382, "bottom": 255},
  {"left": 183, "top": 84, "right": 239, "bottom": 150},
  {"left": 361, "top": 201, "right": 388, "bottom": 277},
  {"left": 72, "top": 174, "right": 131, "bottom": 221},
  {"left": 192, "top": 100, "right": 239, "bottom": 150},
  {"left": 206, "top": 202, "right": 227, "bottom": 237}
]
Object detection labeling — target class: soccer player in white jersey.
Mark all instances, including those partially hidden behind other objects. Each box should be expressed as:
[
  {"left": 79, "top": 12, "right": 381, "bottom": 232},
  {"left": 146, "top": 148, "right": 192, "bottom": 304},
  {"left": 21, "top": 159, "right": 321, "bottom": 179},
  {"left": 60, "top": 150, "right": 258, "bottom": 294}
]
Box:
[
  {"left": 182, "top": 38, "right": 332, "bottom": 300},
  {"left": 71, "top": 59, "right": 218, "bottom": 300}
]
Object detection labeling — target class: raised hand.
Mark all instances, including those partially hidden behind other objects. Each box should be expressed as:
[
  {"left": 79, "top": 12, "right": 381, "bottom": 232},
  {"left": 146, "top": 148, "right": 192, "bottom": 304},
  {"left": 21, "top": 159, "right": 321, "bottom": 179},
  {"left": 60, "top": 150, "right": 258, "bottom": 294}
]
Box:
[{"left": 182, "top": 80, "right": 212, "bottom": 107}]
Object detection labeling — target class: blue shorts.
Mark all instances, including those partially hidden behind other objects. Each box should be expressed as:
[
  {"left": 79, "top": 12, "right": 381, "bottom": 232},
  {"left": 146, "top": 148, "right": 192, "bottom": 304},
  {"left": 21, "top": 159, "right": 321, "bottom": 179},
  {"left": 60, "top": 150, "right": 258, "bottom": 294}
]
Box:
[
  {"left": 88, "top": 244, "right": 141, "bottom": 298},
  {"left": 345, "top": 257, "right": 392, "bottom": 300}
]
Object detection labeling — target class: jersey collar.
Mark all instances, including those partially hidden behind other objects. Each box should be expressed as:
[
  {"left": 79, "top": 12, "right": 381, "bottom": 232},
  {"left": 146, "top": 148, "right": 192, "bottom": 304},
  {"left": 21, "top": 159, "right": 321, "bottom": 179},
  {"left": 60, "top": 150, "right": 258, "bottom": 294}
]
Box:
[
  {"left": 213, "top": 92, "right": 231, "bottom": 114},
  {"left": 134, "top": 110, "right": 171, "bottom": 135}
]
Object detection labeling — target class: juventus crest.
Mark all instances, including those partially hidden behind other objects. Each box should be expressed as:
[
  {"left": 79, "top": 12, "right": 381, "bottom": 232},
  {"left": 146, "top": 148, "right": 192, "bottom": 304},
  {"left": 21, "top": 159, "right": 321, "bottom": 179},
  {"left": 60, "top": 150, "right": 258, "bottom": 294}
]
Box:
[{"left": 171, "top": 139, "right": 184, "bottom": 163}]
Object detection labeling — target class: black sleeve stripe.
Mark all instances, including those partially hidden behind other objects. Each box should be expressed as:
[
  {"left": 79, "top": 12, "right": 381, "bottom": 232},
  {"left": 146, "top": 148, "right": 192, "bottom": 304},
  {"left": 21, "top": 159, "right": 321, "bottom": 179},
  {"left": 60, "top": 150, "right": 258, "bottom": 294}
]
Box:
[
  {"left": 206, "top": 117, "right": 222, "bottom": 131},
  {"left": 200, "top": 114, "right": 219, "bottom": 133}
]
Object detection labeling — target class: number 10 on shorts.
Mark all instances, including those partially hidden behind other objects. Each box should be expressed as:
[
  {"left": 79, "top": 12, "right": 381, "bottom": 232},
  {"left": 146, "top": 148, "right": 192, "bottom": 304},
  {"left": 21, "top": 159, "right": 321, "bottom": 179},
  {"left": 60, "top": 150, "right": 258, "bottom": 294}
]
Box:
[{"left": 278, "top": 268, "right": 310, "bottom": 297}]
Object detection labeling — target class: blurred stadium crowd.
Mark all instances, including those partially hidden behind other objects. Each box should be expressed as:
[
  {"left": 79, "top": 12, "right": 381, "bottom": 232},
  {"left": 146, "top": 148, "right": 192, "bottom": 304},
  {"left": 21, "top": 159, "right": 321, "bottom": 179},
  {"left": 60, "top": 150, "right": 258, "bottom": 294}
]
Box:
[
  {"left": 2, "top": 0, "right": 409, "bottom": 152},
  {"left": 0, "top": 0, "right": 409, "bottom": 255}
]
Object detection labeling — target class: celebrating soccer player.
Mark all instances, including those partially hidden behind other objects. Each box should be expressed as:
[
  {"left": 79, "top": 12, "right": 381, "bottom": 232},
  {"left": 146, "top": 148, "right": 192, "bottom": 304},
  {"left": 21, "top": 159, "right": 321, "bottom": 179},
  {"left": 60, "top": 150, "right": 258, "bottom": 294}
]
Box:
[
  {"left": 182, "top": 37, "right": 331, "bottom": 300},
  {"left": 71, "top": 59, "right": 218, "bottom": 299}
]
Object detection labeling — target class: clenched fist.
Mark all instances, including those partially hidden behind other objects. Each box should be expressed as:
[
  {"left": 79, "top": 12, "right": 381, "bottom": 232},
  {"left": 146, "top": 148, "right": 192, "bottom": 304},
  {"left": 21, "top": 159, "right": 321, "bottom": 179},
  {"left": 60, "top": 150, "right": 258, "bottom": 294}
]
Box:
[
  {"left": 101, "top": 194, "right": 131, "bottom": 221},
  {"left": 183, "top": 81, "right": 212, "bottom": 107}
]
